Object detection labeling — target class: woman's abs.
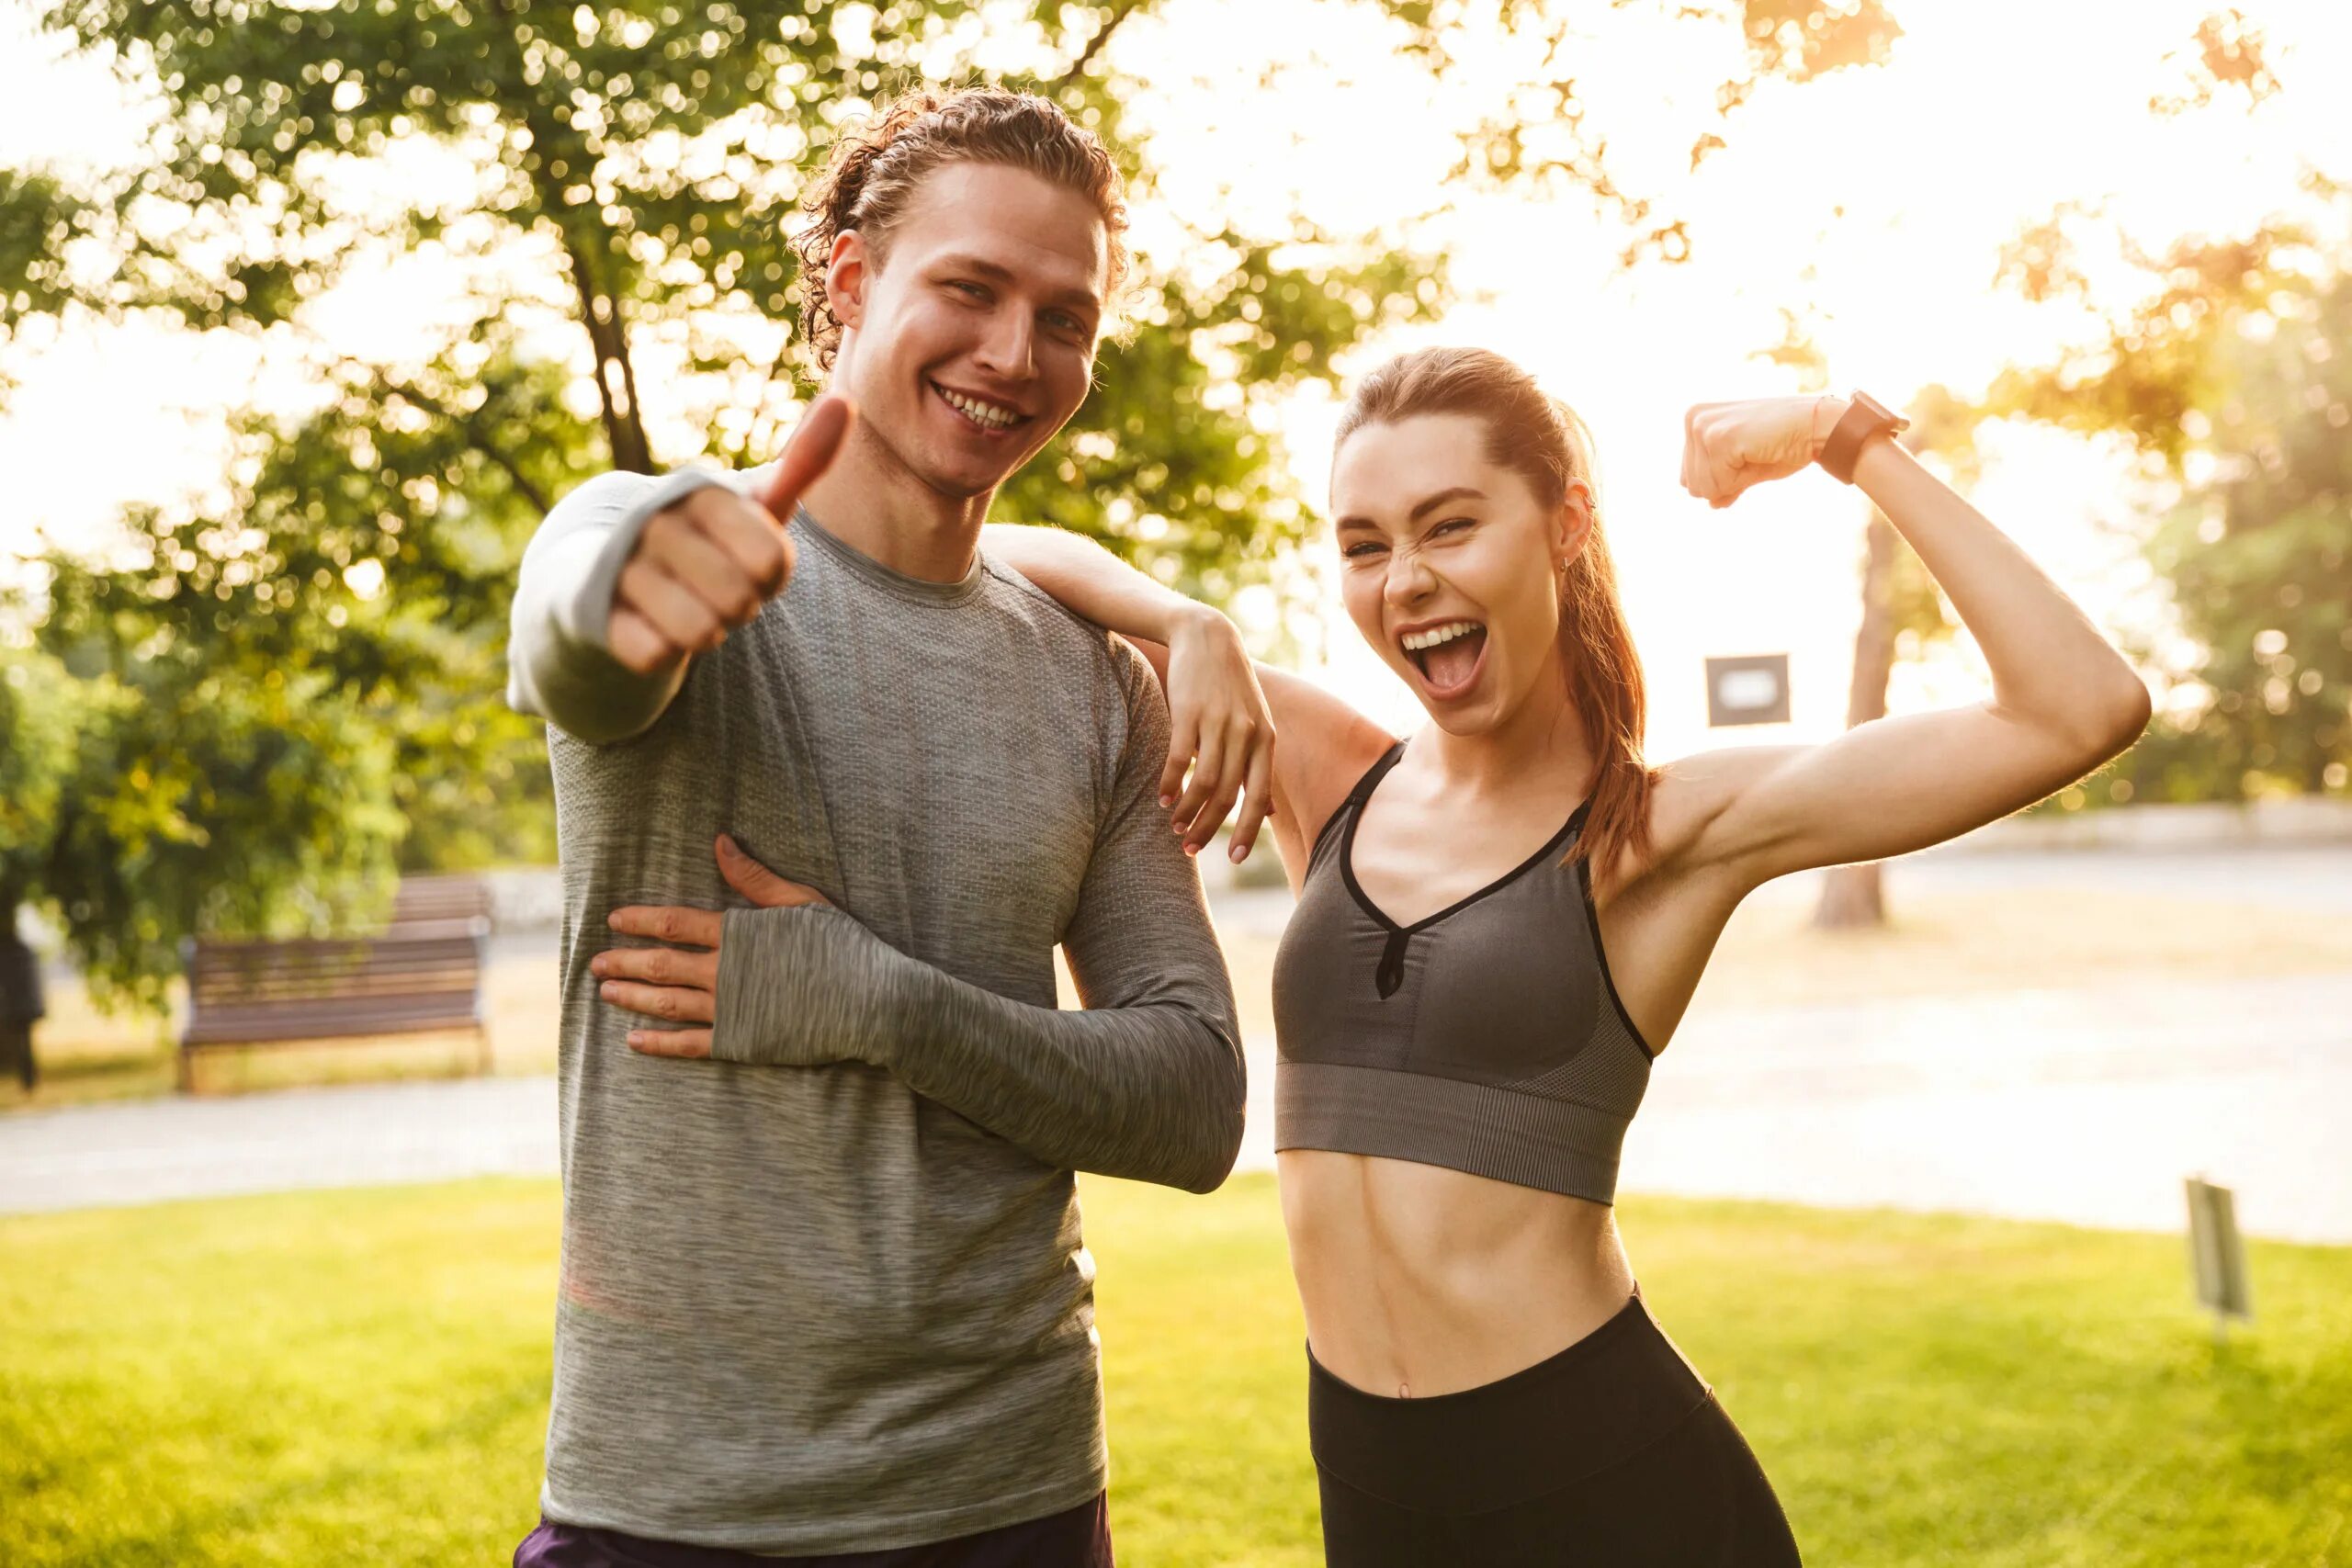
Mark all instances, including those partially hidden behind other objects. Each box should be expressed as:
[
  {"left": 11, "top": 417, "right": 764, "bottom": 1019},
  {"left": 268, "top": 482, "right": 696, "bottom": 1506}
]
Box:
[{"left": 1279, "top": 1149, "right": 1637, "bottom": 1399}]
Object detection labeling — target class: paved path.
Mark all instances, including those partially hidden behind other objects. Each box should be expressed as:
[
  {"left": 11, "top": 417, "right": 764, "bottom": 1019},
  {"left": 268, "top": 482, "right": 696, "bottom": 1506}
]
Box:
[
  {"left": 6, "top": 852, "right": 2348, "bottom": 1238},
  {"left": 1632, "top": 969, "right": 2352, "bottom": 1245},
  {"left": 6, "top": 967, "right": 2347, "bottom": 1240},
  {"left": 0, "top": 1077, "right": 558, "bottom": 1215}
]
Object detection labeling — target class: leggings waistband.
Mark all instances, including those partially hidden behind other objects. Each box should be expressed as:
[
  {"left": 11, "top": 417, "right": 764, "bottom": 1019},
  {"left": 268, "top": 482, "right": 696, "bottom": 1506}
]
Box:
[{"left": 1306, "top": 1291, "right": 1713, "bottom": 1515}]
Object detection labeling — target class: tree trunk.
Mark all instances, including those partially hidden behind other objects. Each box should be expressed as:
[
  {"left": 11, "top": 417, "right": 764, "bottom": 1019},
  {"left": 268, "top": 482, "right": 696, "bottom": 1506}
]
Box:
[
  {"left": 565, "top": 238, "right": 654, "bottom": 475},
  {"left": 1814, "top": 509, "right": 1898, "bottom": 931},
  {"left": 0, "top": 905, "right": 43, "bottom": 1091}
]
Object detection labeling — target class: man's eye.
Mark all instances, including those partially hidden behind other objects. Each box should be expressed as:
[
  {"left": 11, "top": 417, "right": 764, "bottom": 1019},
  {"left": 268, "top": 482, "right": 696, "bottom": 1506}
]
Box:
[
  {"left": 950, "top": 281, "right": 987, "bottom": 299},
  {"left": 1341, "top": 543, "right": 1384, "bottom": 559}
]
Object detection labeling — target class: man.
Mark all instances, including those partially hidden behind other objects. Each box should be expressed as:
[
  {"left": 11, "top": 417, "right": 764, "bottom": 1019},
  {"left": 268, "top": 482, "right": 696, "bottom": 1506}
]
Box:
[{"left": 504, "top": 86, "right": 1246, "bottom": 1566}]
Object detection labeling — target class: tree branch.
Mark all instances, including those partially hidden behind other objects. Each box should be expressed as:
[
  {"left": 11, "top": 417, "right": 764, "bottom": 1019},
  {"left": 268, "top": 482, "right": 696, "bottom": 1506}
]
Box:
[{"left": 1054, "top": 0, "right": 1146, "bottom": 86}]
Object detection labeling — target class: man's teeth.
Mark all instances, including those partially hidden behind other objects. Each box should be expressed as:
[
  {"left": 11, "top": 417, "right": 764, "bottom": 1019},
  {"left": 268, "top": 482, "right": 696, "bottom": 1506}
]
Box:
[
  {"left": 1401, "top": 621, "right": 1483, "bottom": 652},
  {"left": 938, "top": 385, "right": 1021, "bottom": 429}
]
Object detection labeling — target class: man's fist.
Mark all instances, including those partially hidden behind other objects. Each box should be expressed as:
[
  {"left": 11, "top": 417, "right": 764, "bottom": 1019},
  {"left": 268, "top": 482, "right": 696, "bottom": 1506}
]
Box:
[{"left": 608, "top": 397, "right": 854, "bottom": 675}]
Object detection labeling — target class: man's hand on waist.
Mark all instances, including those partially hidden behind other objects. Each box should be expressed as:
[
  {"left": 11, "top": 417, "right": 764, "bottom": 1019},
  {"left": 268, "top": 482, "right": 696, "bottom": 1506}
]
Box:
[{"left": 596, "top": 834, "right": 847, "bottom": 1060}]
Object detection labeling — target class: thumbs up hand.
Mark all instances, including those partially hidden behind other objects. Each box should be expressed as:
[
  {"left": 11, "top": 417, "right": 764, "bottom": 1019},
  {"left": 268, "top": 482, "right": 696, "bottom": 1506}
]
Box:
[{"left": 607, "top": 397, "right": 854, "bottom": 675}]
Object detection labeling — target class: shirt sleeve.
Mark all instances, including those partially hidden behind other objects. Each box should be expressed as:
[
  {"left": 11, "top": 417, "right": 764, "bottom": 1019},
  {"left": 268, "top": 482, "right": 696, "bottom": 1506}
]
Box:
[
  {"left": 707, "top": 643, "right": 1248, "bottom": 1194},
  {"left": 505, "top": 465, "right": 739, "bottom": 744}
]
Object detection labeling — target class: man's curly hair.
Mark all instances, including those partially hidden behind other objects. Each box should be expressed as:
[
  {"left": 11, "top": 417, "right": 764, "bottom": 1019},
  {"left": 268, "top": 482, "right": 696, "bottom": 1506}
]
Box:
[{"left": 794, "top": 86, "right": 1130, "bottom": 369}]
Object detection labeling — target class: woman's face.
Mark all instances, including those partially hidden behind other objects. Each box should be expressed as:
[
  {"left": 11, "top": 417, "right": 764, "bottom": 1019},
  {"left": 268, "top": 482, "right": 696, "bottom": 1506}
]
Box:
[{"left": 1329, "top": 412, "right": 1586, "bottom": 736}]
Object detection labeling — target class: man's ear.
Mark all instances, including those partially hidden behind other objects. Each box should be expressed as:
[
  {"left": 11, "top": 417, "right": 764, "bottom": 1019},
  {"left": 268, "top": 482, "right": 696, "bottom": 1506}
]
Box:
[{"left": 825, "top": 230, "right": 872, "bottom": 333}]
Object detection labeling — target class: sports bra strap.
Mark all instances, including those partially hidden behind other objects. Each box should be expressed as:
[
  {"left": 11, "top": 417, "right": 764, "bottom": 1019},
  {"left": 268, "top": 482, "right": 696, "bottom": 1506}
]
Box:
[{"left": 1309, "top": 739, "right": 1406, "bottom": 863}]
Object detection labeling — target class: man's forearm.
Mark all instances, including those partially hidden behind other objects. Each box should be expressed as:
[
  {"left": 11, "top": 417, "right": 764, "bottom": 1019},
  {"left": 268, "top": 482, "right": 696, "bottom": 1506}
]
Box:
[
  {"left": 507, "top": 468, "right": 729, "bottom": 743},
  {"left": 711, "top": 905, "right": 1247, "bottom": 1193}
]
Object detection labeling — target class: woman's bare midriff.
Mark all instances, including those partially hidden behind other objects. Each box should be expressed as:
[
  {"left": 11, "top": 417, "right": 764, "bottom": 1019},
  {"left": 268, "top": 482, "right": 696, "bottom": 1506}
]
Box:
[{"left": 1279, "top": 1146, "right": 1638, "bottom": 1399}]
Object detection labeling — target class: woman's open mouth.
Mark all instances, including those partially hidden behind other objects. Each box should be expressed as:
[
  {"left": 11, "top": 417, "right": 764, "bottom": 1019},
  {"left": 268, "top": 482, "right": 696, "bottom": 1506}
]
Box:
[
  {"left": 1401, "top": 619, "right": 1488, "bottom": 700},
  {"left": 931, "top": 380, "right": 1031, "bottom": 437}
]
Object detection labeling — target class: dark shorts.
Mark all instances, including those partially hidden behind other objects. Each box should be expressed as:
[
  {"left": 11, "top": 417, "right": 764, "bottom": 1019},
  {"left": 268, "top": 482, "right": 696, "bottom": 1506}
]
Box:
[
  {"left": 514, "top": 1492, "right": 1112, "bottom": 1568},
  {"left": 1306, "top": 1290, "right": 1801, "bottom": 1566}
]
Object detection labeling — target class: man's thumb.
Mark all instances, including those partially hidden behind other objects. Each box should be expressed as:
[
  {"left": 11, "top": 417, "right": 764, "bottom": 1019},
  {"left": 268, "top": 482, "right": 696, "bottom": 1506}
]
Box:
[{"left": 760, "top": 396, "right": 854, "bottom": 520}]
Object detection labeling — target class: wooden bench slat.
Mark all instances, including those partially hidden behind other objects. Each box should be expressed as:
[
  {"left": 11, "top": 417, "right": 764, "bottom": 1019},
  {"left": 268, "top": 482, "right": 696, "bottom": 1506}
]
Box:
[{"left": 179, "top": 878, "right": 493, "bottom": 1078}]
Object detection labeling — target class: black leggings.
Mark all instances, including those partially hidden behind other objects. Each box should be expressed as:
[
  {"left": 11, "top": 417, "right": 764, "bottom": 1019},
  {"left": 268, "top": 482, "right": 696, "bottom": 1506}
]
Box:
[{"left": 1306, "top": 1290, "right": 1801, "bottom": 1566}]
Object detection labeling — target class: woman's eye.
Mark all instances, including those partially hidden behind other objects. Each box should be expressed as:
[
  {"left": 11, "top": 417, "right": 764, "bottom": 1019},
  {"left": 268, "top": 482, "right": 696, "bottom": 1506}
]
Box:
[
  {"left": 950, "top": 281, "right": 987, "bottom": 300},
  {"left": 1433, "top": 518, "right": 1473, "bottom": 536},
  {"left": 1341, "top": 544, "right": 1384, "bottom": 559}
]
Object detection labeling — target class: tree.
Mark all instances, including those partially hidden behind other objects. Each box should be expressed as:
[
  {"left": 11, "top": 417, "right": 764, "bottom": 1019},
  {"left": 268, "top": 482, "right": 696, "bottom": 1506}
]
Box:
[
  {"left": 1985, "top": 179, "right": 2352, "bottom": 803},
  {"left": 1, "top": 0, "right": 1895, "bottom": 1008}
]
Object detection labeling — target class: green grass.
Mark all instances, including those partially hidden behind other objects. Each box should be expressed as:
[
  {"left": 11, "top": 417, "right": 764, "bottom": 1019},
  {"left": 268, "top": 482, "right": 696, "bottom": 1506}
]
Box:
[{"left": 3, "top": 1177, "right": 2347, "bottom": 1566}]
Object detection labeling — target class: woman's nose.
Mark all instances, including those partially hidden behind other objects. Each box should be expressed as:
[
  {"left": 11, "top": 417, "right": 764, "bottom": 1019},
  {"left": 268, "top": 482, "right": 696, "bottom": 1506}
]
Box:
[{"left": 1384, "top": 548, "right": 1434, "bottom": 603}]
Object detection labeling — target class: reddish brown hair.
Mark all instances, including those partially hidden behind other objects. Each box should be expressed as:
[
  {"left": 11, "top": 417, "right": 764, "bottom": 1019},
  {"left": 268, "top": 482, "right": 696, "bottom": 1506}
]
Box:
[
  {"left": 794, "top": 85, "right": 1130, "bottom": 370},
  {"left": 1334, "top": 346, "right": 1657, "bottom": 877}
]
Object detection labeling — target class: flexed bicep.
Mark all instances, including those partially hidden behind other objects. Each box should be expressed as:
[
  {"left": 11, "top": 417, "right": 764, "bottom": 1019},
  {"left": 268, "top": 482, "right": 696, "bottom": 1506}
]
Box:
[{"left": 1674, "top": 699, "right": 2134, "bottom": 892}]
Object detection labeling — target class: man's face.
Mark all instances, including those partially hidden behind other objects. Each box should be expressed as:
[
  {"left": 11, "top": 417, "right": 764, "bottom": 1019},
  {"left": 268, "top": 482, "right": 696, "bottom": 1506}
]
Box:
[{"left": 827, "top": 162, "right": 1109, "bottom": 502}]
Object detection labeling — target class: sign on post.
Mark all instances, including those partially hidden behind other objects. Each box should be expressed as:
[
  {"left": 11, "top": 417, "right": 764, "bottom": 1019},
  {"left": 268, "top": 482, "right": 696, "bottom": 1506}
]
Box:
[
  {"left": 2185, "top": 1176, "right": 2252, "bottom": 1339},
  {"left": 1704, "top": 654, "right": 1791, "bottom": 728}
]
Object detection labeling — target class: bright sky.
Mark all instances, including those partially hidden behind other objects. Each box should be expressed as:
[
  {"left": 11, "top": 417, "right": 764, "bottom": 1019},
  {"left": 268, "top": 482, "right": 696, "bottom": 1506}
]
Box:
[{"left": 2, "top": 0, "right": 2344, "bottom": 761}]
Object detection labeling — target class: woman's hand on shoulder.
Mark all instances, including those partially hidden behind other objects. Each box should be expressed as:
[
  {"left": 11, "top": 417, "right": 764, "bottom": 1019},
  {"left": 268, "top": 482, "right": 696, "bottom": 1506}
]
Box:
[{"left": 1159, "top": 606, "right": 1278, "bottom": 864}]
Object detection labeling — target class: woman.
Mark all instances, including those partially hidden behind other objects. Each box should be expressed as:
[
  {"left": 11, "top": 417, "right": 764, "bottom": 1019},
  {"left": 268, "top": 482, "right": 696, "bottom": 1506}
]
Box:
[{"left": 976, "top": 347, "right": 2151, "bottom": 1563}]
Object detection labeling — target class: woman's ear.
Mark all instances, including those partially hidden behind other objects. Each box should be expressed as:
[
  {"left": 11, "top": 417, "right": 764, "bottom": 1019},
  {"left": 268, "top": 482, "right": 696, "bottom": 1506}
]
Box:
[
  {"left": 825, "top": 230, "right": 872, "bottom": 333},
  {"left": 1555, "top": 480, "right": 1596, "bottom": 566}
]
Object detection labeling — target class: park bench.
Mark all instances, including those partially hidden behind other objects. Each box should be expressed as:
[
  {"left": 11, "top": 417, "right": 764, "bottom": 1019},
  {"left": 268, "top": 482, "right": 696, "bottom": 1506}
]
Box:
[{"left": 176, "top": 875, "right": 492, "bottom": 1092}]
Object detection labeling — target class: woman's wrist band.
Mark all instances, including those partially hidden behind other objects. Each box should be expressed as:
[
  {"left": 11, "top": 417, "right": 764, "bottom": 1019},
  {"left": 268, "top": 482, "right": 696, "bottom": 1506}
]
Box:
[{"left": 1818, "top": 390, "right": 1910, "bottom": 484}]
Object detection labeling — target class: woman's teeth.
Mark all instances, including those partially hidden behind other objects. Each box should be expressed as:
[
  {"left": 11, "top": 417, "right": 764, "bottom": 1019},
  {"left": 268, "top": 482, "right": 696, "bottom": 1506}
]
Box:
[
  {"left": 936, "top": 384, "right": 1022, "bottom": 430},
  {"left": 1401, "top": 620, "right": 1482, "bottom": 652}
]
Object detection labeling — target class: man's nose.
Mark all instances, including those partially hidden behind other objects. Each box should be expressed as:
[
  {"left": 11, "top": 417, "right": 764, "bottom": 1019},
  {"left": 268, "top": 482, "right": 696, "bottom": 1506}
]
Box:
[{"left": 973, "top": 307, "right": 1035, "bottom": 382}]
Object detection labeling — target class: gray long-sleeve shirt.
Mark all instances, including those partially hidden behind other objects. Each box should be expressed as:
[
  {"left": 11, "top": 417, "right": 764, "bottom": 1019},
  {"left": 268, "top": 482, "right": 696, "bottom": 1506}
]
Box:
[{"left": 506, "top": 465, "right": 1246, "bottom": 1553}]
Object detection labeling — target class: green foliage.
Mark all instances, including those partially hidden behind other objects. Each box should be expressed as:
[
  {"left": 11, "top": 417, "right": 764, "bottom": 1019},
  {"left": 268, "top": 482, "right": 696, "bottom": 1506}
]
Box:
[
  {"left": 1, "top": 0, "right": 1883, "bottom": 1001},
  {"left": 0, "top": 649, "right": 80, "bottom": 910},
  {"left": 1373, "top": 0, "right": 1901, "bottom": 247},
  {"left": 1989, "top": 185, "right": 2352, "bottom": 801}
]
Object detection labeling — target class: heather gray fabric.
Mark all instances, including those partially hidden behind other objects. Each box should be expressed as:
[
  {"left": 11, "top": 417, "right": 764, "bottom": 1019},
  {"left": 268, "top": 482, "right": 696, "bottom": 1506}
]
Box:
[
  {"left": 505, "top": 465, "right": 1245, "bottom": 1555},
  {"left": 1272, "top": 739, "right": 1653, "bottom": 1205}
]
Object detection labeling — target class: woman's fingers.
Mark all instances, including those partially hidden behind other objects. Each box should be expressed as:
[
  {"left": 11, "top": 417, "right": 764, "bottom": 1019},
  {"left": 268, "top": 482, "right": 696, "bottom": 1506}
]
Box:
[
  {"left": 598, "top": 978, "right": 715, "bottom": 1024},
  {"left": 1159, "top": 711, "right": 1200, "bottom": 809},
  {"left": 1172, "top": 721, "right": 1228, "bottom": 851},
  {"left": 607, "top": 905, "right": 725, "bottom": 947},
  {"left": 629, "top": 1028, "right": 714, "bottom": 1059},
  {"left": 1199, "top": 716, "right": 1258, "bottom": 852},
  {"left": 1230, "top": 736, "right": 1276, "bottom": 862}
]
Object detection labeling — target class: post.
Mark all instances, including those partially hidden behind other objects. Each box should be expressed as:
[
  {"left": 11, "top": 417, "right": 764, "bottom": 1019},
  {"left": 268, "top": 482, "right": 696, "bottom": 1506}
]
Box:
[{"left": 2185, "top": 1175, "right": 2253, "bottom": 1344}]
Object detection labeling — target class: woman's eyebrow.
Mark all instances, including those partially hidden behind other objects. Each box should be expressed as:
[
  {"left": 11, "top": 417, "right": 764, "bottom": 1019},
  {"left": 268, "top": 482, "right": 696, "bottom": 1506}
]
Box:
[{"left": 1335, "top": 485, "right": 1487, "bottom": 534}]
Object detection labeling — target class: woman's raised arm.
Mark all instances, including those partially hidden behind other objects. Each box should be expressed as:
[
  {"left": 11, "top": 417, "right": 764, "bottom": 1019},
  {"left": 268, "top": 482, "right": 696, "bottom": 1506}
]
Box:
[{"left": 1661, "top": 396, "right": 2153, "bottom": 893}]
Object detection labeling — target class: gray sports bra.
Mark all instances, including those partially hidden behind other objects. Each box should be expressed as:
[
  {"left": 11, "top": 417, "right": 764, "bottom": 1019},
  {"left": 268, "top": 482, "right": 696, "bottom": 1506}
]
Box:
[{"left": 1272, "top": 739, "right": 1656, "bottom": 1204}]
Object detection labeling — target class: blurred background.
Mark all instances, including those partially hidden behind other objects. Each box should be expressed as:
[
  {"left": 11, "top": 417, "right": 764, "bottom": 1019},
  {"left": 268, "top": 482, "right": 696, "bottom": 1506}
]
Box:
[{"left": 1, "top": 2, "right": 2346, "bottom": 1564}]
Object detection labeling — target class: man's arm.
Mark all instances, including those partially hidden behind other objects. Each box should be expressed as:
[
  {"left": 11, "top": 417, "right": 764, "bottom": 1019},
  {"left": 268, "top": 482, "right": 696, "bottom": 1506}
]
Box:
[
  {"left": 507, "top": 468, "right": 723, "bottom": 743},
  {"left": 506, "top": 398, "right": 851, "bottom": 744},
  {"left": 707, "top": 646, "right": 1247, "bottom": 1193}
]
